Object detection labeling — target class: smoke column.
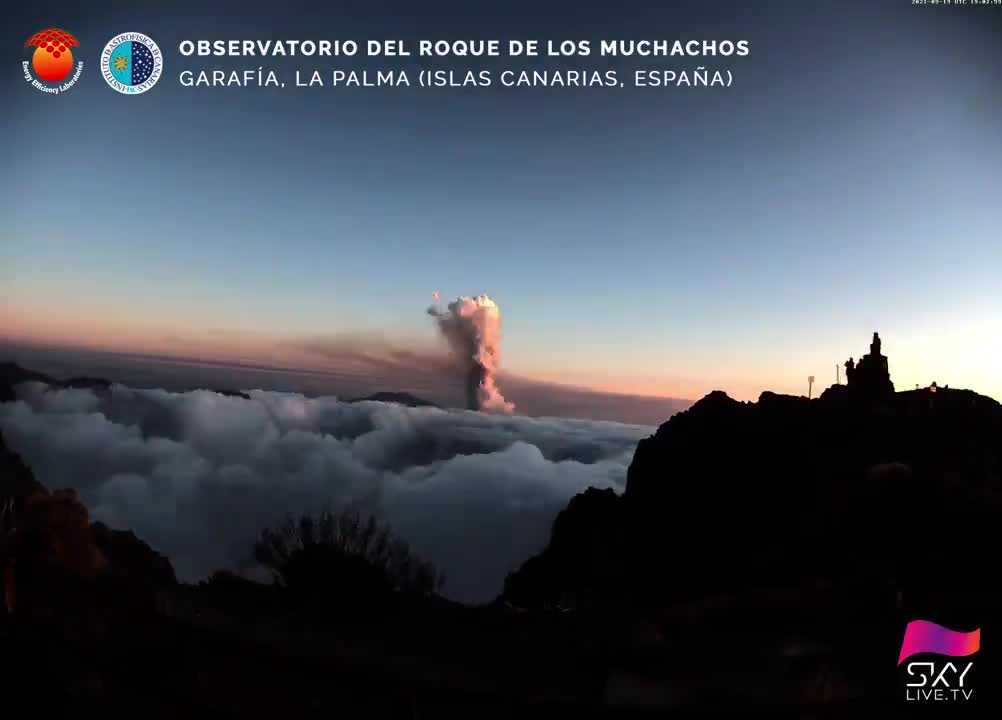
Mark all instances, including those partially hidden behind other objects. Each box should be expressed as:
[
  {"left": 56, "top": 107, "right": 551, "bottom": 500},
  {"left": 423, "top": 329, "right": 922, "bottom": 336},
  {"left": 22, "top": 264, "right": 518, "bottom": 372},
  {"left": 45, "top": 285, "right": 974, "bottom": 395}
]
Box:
[{"left": 428, "top": 295, "right": 515, "bottom": 413}]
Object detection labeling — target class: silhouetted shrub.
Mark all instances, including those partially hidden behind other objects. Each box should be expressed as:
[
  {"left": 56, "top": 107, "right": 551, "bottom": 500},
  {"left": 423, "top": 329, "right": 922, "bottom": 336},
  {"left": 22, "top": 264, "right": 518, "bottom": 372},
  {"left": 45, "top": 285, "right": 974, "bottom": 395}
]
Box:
[{"left": 254, "top": 508, "right": 443, "bottom": 603}]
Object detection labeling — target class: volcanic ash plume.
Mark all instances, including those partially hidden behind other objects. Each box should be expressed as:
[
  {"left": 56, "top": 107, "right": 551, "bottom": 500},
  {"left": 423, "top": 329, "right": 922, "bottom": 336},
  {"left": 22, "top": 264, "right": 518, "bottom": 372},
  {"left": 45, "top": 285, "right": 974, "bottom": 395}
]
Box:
[{"left": 428, "top": 295, "right": 515, "bottom": 413}]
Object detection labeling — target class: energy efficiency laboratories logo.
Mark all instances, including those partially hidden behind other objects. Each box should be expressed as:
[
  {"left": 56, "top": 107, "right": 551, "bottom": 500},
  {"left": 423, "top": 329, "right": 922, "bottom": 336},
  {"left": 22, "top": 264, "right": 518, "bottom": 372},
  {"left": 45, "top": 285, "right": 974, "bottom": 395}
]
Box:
[
  {"left": 101, "top": 32, "right": 163, "bottom": 94},
  {"left": 22, "top": 28, "right": 83, "bottom": 94}
]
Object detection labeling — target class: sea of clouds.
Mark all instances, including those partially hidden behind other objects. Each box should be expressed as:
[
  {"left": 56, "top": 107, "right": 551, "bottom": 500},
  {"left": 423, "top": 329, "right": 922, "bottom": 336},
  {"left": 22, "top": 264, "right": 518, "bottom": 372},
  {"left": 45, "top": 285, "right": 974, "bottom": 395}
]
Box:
[{"left": 0, "top": 382, "right": 651, "bottom": 602}]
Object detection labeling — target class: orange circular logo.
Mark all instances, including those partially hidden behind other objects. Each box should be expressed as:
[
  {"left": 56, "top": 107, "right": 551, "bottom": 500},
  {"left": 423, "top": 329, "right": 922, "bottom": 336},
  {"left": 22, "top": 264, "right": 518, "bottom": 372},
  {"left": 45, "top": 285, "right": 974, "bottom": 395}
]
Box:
[{"left": 23, "top": 28, "right": 83, "bottom": 93}]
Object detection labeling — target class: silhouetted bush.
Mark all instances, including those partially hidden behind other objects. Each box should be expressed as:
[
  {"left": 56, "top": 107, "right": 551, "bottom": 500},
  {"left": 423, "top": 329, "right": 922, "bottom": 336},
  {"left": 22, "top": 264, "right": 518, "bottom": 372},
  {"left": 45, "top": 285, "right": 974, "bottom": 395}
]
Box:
[{"left": 254, "top": 508, "right": 443, "bottom": 603}]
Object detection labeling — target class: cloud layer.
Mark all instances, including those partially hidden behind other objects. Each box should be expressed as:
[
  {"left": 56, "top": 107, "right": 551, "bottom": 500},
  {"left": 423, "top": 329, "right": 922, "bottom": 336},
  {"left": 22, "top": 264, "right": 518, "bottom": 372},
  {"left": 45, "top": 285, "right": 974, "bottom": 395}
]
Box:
[
  {"left": 0, "top": 342, "right": 691, "bottom": 426},
  {"left": 0, "top": 382, "right": 650, "bottom": 602}
]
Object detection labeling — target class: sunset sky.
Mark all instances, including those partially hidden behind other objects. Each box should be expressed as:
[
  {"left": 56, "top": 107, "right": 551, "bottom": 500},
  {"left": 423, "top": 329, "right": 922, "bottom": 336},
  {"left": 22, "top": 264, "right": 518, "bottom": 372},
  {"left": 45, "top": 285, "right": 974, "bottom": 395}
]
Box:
[{"left": 4, "top": 0, "right": 1000, "bottom": 405}]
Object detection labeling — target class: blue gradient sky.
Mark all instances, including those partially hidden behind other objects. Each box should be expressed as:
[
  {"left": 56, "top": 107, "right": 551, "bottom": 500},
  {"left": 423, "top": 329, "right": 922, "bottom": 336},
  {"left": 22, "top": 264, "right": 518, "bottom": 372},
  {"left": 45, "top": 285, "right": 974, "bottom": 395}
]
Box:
[{"left": 3, "top": 0, "right": 1000, "bottom": 402}]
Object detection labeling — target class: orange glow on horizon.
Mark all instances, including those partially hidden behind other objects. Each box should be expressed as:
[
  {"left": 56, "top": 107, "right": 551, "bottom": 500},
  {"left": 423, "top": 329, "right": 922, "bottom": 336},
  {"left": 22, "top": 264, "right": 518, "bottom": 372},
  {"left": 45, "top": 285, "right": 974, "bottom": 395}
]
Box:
[{"left": 2, "top": 301, "right": 999, "bottom": 406}]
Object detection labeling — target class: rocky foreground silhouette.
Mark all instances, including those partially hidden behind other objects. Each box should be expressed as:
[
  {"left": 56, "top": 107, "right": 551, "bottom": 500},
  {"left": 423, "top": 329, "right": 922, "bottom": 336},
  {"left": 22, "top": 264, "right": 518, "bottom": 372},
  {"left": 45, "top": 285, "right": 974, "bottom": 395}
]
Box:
[
  {"left": 2, "top": 339, "right": 1000, "bottom": 713},
  {"left": 503, "top": 336, "right": 1001, "bottom": 704}
]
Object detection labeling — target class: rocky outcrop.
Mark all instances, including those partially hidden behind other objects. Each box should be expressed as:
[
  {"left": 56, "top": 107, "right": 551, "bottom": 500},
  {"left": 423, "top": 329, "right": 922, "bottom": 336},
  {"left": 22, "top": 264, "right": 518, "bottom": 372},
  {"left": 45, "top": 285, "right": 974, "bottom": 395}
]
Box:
[
  {"left": 1, "top": 431, "right": 45, "bottom": 499},
  {"left": 91, "top": 522, "right": 177, "bottom": 588},
  {"left": 14, "top": 489, "right": 108, "bottom": 578},
  {"left": 502, "top": 487, "right": 623, "bottom": 610},
  {"left": 0, "top": 362, "right": 53, "bottom": 403},
  {"left": 2, "top": 425, "right": 176, "bottom": 621},
  {"left": 504, "top": 336, "right": 1002, "bottom": 615}
]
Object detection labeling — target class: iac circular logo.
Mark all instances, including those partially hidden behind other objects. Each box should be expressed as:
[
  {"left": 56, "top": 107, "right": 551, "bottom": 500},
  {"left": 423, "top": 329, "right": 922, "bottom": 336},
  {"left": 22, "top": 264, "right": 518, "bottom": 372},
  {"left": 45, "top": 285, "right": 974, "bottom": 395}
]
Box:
[
  {"left": 101, "top": 32, "right": 163, "bottom": 94},
  {"left": 22, "top": 28, "right": 83, "bottom": 94}
]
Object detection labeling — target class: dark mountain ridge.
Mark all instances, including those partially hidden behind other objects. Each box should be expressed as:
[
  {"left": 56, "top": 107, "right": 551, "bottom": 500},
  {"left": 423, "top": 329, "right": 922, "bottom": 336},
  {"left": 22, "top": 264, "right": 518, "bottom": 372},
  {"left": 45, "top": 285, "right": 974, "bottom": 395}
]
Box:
[
  {"left": 347, "top": 391, "right": 439, "bottom": 408},
  {"left": 0, "top": 360, "right": 439, "bottom": 409},
  {"left": 505, "top": 335, "right": 1001, "bottom": 612}
]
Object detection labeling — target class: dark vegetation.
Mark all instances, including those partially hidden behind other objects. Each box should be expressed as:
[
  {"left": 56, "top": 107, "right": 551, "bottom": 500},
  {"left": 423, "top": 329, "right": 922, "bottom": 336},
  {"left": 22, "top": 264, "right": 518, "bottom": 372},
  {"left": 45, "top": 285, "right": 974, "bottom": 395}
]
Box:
[{"left": 254, "top": 508, "right": 444, "bottom": 605}]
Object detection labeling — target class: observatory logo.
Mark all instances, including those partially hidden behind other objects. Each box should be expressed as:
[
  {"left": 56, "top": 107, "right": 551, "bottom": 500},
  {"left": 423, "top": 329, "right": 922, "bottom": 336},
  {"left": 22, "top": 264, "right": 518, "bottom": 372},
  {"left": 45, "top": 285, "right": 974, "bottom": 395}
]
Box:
[
  {"left": 101, "top": 32, "right": 163, "bottom": 94},
  {"left": 899, "top": 620, "right": 980, "bottom": 702},
  {"left": 22, "top": 28, "right": 83, "bottom": 94}
]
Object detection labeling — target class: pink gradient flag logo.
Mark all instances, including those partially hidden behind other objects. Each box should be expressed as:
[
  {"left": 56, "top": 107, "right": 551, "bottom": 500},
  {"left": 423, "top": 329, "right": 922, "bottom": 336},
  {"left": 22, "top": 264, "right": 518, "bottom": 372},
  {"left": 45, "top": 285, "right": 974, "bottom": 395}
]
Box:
[{"left": 898, "top": 620, "right": 981, "bottom": 665}]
